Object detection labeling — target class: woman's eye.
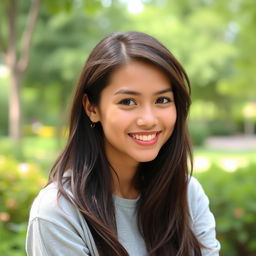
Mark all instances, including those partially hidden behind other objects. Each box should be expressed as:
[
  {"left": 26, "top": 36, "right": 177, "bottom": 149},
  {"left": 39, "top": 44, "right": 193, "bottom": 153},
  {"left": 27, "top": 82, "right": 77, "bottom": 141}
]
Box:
[
  {"left": 118, "top": 98, "right": 136, "bottom": 106},
  {"left": 156, "top": 97, "right": 171, "bottom": 104}
]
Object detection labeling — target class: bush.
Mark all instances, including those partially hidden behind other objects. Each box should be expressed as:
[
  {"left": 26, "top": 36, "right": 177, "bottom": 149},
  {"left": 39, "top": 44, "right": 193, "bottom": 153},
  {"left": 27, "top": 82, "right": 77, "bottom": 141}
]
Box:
[
  {"left": 0, "top": 155, "right": 47, "bottom": 256},
  {"left": 195, "top": 164, "right": 256, "bottom": 256},
  {"left": 189, "top": 121, "right": 210, "bottom": 146},
  {"left": 207, "top": 120, "right": 238, "bottom": 136}
]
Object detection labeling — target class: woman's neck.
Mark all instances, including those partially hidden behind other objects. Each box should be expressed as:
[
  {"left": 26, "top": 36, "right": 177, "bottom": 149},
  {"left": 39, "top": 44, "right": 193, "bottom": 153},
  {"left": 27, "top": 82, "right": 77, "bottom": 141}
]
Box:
[{"left": 109, "top": 160, "right": 139, "bottom": 199}]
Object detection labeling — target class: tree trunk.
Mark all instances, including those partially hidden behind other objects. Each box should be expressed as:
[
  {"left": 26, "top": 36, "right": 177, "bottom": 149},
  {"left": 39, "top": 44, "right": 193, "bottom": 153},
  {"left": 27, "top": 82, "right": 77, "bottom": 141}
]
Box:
[
  {"left": 3, "top": 0, "right": 41, "bottom": 142},
  {"left": 244, "top": 118, "right": 255, "bottom": 136},
  {"left": 9, "top": 68, "right": 21, "bottom": 141}
]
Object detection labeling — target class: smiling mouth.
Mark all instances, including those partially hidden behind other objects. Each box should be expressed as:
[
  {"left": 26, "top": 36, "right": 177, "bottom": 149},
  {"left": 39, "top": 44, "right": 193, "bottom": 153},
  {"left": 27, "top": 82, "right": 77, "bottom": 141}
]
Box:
[{"left": 128, "top": 132, "right": 160, "bottom": 142}]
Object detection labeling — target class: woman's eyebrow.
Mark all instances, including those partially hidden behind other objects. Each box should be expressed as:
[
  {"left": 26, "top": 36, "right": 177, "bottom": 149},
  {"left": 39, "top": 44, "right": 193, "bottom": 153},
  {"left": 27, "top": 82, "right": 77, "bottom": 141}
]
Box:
[
  {"left": 154, "top": 88, "right": 173, "bottom": 95},
  {"left": 114, "top": 89, "right": 140, "bottom": 95},
  {"left": 114, "top": 88, "right": 173, "bottom": 95}
]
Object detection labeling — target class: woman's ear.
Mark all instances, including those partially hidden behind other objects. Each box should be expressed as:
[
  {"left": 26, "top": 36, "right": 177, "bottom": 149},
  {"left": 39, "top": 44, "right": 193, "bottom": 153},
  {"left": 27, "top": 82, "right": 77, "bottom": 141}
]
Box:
[{"left": 82, "top": 94, "right": 100, "bottom": 123}]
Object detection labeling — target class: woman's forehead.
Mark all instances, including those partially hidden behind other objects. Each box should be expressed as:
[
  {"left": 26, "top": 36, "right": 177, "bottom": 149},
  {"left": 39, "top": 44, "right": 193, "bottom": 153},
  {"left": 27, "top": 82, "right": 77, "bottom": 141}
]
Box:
[{"left": 105, "top": 61, "right": 172, "bottom": 92}]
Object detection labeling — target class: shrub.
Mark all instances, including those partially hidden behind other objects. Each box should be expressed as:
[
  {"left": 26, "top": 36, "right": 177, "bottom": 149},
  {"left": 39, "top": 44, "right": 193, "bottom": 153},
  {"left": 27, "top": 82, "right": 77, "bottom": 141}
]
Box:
[
  {"left": 189, "top": 121, "right": 210, "bottom": 146},
  {"left": 207, "top": 120, "right": 238, "bottom": 136},
  {"left": 195, "top": 164, "right": 256, "bottom": 256},
  {"left": 0, "top": 155, "right": 47, "bottom": 256}
]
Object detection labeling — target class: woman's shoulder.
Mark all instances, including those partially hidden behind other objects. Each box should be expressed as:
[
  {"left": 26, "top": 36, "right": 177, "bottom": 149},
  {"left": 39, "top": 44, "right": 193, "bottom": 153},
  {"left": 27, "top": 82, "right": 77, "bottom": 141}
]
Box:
[
  {"left": 187, "top": 176, "right": 205, "bottom": 197},
  {"left": 187, "top": 178, "right": 221, "bottom": 254},
  {"left": 26, "top": 182, "right": 99, "bottom": 256},
  {"left": 28, "top": 181, "right": 81, "bottom": 227},
  {"left": 187, "top": 176, "right": 210, "bottom": 219}
]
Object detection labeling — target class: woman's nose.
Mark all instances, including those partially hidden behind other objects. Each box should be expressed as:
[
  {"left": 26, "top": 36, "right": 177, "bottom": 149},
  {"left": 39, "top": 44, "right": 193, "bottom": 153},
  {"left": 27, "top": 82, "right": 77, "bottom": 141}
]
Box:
[{"left": 136, "top": 106, "right": 158, "bottom": 128}]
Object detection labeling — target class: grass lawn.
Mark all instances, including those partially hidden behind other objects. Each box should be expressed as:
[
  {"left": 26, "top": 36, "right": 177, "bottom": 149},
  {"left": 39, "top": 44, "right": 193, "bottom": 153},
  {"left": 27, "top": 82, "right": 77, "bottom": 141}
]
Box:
[{"left": 194, "top": 147, "right": 256, "bottom": 173}]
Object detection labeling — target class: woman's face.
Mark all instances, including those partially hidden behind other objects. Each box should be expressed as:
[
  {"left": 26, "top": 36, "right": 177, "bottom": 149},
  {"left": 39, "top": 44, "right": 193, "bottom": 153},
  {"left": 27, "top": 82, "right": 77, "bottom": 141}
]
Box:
[{"left": 89, "top": 61, "right": 176, "bottom": 168}]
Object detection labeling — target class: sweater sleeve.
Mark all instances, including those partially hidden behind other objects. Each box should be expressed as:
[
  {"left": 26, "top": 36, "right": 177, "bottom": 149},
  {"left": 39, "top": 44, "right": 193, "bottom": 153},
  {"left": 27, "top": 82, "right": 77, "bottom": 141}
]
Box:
[
  {"left": 188, "top": 177, "right": 221, "bottom": 256},
  {"left": 26, "top": 218, "right": 90, "bottom": 256},
  {"left": 26, "top": 183, "right": 99, "bottom": 256}
]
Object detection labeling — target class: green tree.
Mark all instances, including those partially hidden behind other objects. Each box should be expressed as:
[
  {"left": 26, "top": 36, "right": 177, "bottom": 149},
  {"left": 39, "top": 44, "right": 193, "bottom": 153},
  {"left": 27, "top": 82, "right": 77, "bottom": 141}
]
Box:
[
  {"left": 0, "top": 0, "right": 113, "bottom": 142},
  {"left": 214, "top": 0, "right": 256, "bottom": 98},
  {"left": 0, "top": 0, "right": 41, "bottom": 142}
]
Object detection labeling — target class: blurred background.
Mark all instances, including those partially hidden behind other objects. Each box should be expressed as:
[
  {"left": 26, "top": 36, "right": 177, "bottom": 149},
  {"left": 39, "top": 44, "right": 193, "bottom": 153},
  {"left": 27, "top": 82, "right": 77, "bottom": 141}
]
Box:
[{"left": 0, "top": 0, "right": 255, "bottom": 255}]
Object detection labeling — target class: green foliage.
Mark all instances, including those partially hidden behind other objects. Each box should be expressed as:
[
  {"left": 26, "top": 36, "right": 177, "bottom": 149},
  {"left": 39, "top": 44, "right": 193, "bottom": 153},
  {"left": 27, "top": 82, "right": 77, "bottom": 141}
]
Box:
[
  {"left": 207, "top": 120, "right": 238, "bottom": 136},
  {"left": 0, "top": 136, "right": 61, "bottom": 172},
  {"left": 196, "top": 164, "right": 256, "bottom": 256},
  {"left": 213, "top": 0, "right": 256, "bottom": 98},
  {"left": 0, "top": 155, "right": 46, "bottom": 255},
  {"left": 1, "top": 0, "right": 254, "bottom": 134},
  {"left": 44, "top": 0, "right": 103, "bottom": 15},
  {"left": 189, "top": 121, "right": 210, "bottom": 146},
  {"left": 189, "top": 118, "right": 238, "bottom": 146}
]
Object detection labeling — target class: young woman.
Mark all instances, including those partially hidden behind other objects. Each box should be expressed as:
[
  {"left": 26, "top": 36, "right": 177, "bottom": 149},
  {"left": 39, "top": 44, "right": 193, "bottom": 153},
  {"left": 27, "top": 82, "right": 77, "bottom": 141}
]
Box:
[{"left": 26, "top": 31, "right": 220, "bottom": 256}]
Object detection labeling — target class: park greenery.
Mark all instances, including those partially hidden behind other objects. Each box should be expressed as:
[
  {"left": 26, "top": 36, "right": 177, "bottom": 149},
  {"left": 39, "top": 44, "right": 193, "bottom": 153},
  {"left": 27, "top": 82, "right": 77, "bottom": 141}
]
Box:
[
  {"left": 0, "top": 0, "right": 255, "bottom": 255},
  {"left": 0, "top": 0, "right": 255, "bottom": 140}
]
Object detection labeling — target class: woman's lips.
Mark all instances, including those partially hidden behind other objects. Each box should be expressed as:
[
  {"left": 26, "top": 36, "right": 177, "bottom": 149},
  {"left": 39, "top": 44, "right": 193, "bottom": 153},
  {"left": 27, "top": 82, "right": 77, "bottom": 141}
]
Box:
[{"left": 128, "top": 131, "right": 161, "bottom": 146}]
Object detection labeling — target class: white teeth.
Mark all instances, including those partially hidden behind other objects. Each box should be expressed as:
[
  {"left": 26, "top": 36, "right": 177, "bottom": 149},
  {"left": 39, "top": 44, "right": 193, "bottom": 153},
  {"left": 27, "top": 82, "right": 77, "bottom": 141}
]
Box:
[{"left": 131, "top": 133, "right": 157, "bottom": 141}]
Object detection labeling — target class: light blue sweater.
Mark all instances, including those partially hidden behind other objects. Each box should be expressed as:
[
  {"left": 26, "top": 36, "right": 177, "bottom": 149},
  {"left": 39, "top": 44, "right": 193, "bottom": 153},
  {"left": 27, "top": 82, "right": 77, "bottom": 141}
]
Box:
[{"left": 26, "top": 177, "right": 220, "bottom": 255}]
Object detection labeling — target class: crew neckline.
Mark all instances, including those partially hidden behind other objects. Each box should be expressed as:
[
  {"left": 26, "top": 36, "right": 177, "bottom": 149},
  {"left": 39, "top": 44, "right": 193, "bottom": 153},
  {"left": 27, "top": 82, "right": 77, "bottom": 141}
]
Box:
[{"left": 113, "top": 194, "right": 140, "bottom": 208}]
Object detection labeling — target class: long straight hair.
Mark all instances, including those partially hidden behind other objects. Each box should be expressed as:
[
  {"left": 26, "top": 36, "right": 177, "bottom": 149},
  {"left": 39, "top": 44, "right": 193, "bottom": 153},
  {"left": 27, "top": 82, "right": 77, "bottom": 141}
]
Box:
[{"left": 49, "top": 31, "right": 202, "bottom": 255}]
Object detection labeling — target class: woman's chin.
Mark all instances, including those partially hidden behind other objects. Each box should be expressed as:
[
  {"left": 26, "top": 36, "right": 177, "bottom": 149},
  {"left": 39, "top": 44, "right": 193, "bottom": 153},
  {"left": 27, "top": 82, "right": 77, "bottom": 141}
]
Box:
[{"left": 134, "top": 153, "right": 159, "bottom": 163}]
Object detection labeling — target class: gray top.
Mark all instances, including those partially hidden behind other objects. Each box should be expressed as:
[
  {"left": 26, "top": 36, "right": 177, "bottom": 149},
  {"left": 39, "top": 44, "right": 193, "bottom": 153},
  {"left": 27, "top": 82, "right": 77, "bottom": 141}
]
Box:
[
  {"left": 113, "top": 195, "right": 147, "bottom": 256},
  {"left": 26, "top": 177, "right": 220, "bottom": 255}
]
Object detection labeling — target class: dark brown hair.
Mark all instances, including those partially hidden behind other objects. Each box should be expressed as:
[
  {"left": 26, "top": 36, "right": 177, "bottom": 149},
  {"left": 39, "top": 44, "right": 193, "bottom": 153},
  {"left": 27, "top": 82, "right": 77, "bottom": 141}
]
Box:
[{"left": 49, "top": 31, "right": 202, "bottom": 256}]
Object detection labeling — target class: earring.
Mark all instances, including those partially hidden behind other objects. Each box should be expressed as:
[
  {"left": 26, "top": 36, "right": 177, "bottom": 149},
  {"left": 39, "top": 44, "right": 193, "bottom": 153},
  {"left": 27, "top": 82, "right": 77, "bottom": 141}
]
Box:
[{"left": 90, "top": 122, "right": 96, "bottom": 128}]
